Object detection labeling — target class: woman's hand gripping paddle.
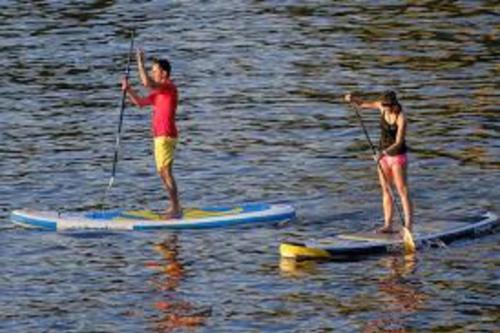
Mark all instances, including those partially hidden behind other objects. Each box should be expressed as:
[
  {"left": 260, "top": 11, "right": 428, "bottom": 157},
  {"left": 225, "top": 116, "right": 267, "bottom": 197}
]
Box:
[{"left": 346, "top": 95, "right": 416, "bottom": 254}]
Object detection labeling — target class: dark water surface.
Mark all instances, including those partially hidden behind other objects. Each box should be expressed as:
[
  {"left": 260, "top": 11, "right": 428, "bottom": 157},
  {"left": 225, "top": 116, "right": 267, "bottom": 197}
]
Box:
[{"left": 1, "top": 1, "right": 498, "bottom": 332}]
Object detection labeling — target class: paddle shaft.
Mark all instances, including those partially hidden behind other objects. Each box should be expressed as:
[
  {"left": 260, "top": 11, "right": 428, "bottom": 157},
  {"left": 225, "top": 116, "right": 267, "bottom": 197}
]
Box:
[
  {"left": 106, "top": 31, "right": 135, "bottom": 194},
  {"left": 351, "top": 103, "right": 406, "bottom": 225}
]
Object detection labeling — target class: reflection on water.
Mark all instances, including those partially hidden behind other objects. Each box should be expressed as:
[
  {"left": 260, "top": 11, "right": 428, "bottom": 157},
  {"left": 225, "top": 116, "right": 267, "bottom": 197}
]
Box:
[
  {"left": 362, "top": 255, "right": 425, "bottom": 333},
  {"left": 279, "top": 258, "right": 320, "bottom": 277},
  {"left": 147, "top": 235, "right": 210, "bottom": 332},
  {"left": 280, "top": 254, "right": 427, "bottom": 333}
]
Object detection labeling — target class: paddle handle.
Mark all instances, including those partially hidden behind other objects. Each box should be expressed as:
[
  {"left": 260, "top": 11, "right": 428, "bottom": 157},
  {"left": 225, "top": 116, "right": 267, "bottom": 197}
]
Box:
[{"left": 106, "top": 31, "right": 135, "bottom": 195}]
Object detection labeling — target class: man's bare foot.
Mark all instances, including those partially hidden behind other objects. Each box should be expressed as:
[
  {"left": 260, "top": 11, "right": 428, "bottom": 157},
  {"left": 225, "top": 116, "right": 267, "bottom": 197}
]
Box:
[{"left": 163, "top": 208, "right": 182, "bottom": 220}]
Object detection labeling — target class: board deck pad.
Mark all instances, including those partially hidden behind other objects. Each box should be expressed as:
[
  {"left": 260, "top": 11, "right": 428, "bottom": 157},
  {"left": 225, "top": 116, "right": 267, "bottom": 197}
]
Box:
[
  {"left": 338, "top": 232, "right": 402, "bottom": 242},
  {"left": 11, "top": 203, "right": 295, "bottom": 231},
  {"left": 87, "top": 206, "right": 245, "bottom": 221},
  {"left": 280, "top": 212, "right": 498, "bottom": 260}
]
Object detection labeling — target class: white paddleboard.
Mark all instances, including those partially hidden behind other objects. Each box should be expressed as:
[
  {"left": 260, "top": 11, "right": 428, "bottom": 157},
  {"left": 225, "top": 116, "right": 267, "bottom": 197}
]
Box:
[{"left": 11, "top": 203, "right": 295, "bottom": 231}]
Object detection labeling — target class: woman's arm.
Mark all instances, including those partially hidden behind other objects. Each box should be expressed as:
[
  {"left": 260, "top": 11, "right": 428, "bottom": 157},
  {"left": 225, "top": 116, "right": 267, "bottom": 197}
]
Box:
[{"left": 344, "top": 93, "right": 380, "bottom": 110}]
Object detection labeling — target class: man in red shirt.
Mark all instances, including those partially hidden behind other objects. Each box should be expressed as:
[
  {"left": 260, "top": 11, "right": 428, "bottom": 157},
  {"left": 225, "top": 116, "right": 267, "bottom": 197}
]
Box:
[{"left": 122, "top": 49, "right": 181, "bottom": 219}]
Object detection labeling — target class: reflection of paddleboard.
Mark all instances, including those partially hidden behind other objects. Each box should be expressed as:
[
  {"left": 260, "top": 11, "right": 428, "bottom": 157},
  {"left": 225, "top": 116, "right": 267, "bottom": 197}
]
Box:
[
  {"left": 11, "top": 203, "right": 295, "bottom": 231},
  {"left": 280, "top": 212, "right": 498, "bottom": 260}
]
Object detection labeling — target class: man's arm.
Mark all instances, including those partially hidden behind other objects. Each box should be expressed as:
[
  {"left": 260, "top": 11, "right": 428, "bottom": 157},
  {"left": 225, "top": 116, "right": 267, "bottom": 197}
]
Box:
[
  {"left": 122, "top": 77, "right": 150, "bottom": 107},
  {"left": 137, "top": 49, "right": 159, "bottom": 89}
]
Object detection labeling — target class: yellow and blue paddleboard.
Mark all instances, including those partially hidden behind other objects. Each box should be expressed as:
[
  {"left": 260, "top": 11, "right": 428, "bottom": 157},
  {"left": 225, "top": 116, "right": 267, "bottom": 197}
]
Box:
[
  {"left": 280, "top": 212, "right": 498, "bottom": 260},
  {"left": 10, "top": 203, "right": 295, "bottom": 231}
]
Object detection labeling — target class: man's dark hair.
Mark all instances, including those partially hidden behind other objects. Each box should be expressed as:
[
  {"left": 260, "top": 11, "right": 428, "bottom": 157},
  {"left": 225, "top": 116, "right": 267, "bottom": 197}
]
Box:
[{"left": 152, "top": 57, "right": 171, "bottom": 76}]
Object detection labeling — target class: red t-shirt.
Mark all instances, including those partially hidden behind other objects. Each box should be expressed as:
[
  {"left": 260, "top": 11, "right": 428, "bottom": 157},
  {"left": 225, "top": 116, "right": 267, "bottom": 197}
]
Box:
[{"left": 137, "top": 80, "right": 178, "bottom": 138}]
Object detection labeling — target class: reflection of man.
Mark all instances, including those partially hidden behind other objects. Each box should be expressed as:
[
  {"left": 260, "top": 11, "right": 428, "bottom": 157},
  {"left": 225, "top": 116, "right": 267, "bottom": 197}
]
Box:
[
  {"left": 153, "top": 236, "right": 183, "bottom": 291},
  {"left": 147, "top": 235, "right": 209, "bottom": 331}
]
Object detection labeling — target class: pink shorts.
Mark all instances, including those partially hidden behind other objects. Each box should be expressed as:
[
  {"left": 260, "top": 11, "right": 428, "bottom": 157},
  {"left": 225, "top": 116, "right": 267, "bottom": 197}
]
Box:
[{"left": 380, "top": 153, "right": 408, "bottom": 168}]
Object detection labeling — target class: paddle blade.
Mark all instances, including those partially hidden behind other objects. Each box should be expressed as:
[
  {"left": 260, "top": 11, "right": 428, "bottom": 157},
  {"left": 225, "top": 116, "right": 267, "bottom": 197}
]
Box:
[
  {"left": 402, "top": 227, "right": 416, "bottom": 254},
  {"left": 106, "top": 176, "right": 115, "bottom": 193}
]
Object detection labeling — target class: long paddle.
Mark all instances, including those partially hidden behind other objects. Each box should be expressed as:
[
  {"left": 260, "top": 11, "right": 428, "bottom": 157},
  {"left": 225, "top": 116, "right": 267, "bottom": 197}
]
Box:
[
  {"left": 349, "top": 101, "right": 416, "bottom": 254},
  {"left": 106, "top": 31, "right": 135, "bottom": 196}
]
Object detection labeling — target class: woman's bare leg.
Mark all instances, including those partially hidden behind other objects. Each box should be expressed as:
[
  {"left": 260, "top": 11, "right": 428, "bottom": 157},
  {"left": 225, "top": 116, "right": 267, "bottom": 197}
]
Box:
[
  {"left": 378, "top": 164, "right": 395, "bottom": 232},
  {"left": 392, "top": 164, "right": 413, "bottom": 231}
]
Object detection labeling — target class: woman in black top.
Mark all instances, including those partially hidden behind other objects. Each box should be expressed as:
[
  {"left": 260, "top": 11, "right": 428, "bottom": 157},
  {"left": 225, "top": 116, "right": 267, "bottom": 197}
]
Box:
[{"left": 345, "top": 91, "right": 413, "bottom": 233}]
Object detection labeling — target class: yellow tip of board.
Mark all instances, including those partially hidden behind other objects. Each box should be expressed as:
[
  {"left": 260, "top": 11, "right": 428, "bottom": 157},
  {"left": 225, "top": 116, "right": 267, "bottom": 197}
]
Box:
[{"left": 279, "top": 242, "right": 332, "bottom": 259}]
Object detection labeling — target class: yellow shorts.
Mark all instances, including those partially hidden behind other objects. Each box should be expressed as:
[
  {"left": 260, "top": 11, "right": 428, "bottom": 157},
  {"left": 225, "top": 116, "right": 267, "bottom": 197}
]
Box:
[{"left": 154, "top": 136, "right": 177, "bottom": 172}]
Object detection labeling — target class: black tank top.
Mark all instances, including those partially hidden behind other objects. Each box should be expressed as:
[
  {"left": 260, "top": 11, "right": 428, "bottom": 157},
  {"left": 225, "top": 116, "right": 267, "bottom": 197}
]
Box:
[{"left": 379, "top": 111, "right": 407, "bottom": 155}]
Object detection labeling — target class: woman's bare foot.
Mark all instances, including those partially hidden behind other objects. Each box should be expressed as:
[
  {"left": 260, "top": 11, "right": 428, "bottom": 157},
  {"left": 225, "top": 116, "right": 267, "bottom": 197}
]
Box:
[{"left": 377, "top": 226, "right": 397, "bottom": 234}]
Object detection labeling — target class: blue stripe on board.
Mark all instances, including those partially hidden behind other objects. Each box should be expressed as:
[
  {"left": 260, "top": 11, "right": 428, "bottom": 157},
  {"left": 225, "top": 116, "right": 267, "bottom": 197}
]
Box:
[
  {"left": 196, "top": 203, "right": 271, "bottom": 213},
  {"left": 132, "top": 209, "right": 296, "bottom": 230},
  {"left": 84, "top": 210, "right": 122, "bottom": 220},
  {"left": 10, "top": 212, "right": 57, "bottom": 231},
  {"left": 239, "top": 203, "right": 271, "bottom": 212}
]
